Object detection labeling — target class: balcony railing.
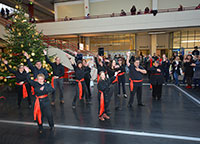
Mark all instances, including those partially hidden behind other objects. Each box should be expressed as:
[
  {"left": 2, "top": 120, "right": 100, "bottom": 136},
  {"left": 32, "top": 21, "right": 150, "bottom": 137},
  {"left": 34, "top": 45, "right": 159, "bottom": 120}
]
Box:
[{"left": 37, "top": 6, "right": 199, "bottom": 23}]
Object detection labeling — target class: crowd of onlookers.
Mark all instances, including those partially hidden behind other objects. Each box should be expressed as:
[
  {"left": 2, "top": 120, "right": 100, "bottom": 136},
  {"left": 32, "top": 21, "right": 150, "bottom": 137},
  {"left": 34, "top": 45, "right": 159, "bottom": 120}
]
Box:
[{"left": 103, "top": 46, "right": 200, "bottom": 89}]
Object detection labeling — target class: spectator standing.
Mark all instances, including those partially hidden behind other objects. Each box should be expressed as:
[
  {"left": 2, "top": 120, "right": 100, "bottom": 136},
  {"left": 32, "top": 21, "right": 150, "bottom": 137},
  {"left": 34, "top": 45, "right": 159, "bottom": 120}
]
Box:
[
  {"left": 192, "top": 46, "right": 199, "bottom": 56},
  {"left": 183, "top": 55, "right": 195, "bottom": 89},
  {"left": 144, "top": 7, "right": 150, "bottom": 14},
  {"left": 172, "top": 56, "right": 182, "bottom": 85},
  {"left": 192, "top": 55, "right": 200, "bottom": 88},
  {"left": 130, "top": 5, "right": 136, "bottom": 15},
  {"left": 1, "top": 8, "right": 5, "bottom": 18},
  {"left": 120, "top": 9, "right": 126, "bottom": 16}
]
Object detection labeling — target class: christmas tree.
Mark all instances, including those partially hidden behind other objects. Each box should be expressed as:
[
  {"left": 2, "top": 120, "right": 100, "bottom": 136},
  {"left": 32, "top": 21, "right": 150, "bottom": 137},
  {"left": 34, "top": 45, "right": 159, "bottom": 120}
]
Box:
[{"left": 0, "top": 3, "right": 51, "bottom": 86}]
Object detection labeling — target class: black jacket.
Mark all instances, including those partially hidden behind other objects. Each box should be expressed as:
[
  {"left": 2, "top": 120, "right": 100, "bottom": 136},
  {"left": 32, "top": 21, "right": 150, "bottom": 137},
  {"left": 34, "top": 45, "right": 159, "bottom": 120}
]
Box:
[
  {"left": 27, "top": 58, "right": 49, "bottom": 79},
  {"left": 184, "top": 61, "right": 194, "bottom": 77},
  {"left": 128, "top": 64, "right": 144, "bottom": 86},
  {"left": 45, "top": 55, "right": 64, "bottom": 78},
  {"left": 98, "top": 76, "right": 116, "bottom": 95},
  {"left": 150, "top": 66, "right": 164, "bottom": 85},
  {"left": 6, "top": 64, "right": 28, "bottom": 83}
]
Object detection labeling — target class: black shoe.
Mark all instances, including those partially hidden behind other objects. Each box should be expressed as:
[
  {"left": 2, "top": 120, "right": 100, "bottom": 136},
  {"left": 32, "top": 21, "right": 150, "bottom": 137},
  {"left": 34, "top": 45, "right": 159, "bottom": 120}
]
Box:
[
  {"left": 38, "top": 128, "right": 43, "bottom": 134},
  {"left": 138, "top": 103, "right": 145, "bottom": 106},
  {"left": 72, "top": 105, "right": 76, "bottom": 109},
  {"left": 60, "top": 100, "right": 64, "bottom": 104},
  {"left": 115, "top": 107, "right": 121, "bottom": 111},
  {"left": 50, "top": 127, "right": 55, "bottom": 132},
  {"left": 107, "top": 110, "right": 111, "bottom": 115},
  {"left": 28, "top": 105, "right": 32, "bottom": 109},
  {"left": 123, "top": 94, "right": 127, "bottom": 98},
  {"left": 127, "top": 104, "right": 133, "bottom": 108},
  {"left": 152, "top": 97, "right": 156, "bottom": 100},
  {"left": 157, "top": 98, "right": 161, "bottom": 101},
  {"left": 86, "top": 100, "right": 92, "bottom": 105}
]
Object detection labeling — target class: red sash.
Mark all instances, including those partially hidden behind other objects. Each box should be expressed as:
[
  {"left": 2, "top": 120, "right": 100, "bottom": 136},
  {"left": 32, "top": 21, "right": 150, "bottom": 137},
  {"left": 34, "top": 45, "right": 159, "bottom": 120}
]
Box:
[
  {"left": 129, "top": 78, "right": 143, "bottom": 91},
  {"left": 151, "top": 73, "right": 161, "bottom": 75},
  {"left": 150, "top": 58, "right": 153, "bottom": 68},
  {"left": 97, "top": 74, "right": 100, "bottom": 84},
  {"left": 118, "top": 72, "right": 125, "bottom": 76},
  {"left": 99, "top": 90, "right": 104, "bottom": 117},
  {"left": 51, "top": 76, "right": 64, "bottom": 88},
  {"left": 34, "top": 94, "right": 48, "bottom": 124},
  {"left": 75, "top": 78, "right": 85, "bottom": 100},
  {"left": 16, "top": 82, "right": 28, "bottom": 99},
  {"left": 112, "top": 76, "right": 118, "bottom": 84},
  {"left": 150, "top": 84, "right": 152, "bottom": 89}
]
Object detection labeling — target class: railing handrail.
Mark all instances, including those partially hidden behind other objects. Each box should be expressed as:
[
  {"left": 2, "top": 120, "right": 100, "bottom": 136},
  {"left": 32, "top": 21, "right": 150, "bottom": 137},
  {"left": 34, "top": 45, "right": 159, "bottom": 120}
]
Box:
[{"left": 36, "top": 6, "right": 199, "bottom": 23}]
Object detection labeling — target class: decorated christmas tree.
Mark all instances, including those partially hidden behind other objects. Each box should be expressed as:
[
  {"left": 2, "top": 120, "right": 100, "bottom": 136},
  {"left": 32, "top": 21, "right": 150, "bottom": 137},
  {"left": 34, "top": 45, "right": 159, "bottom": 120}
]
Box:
[{"left": 0, "top": 3, "right": 51, "bottom": 86}]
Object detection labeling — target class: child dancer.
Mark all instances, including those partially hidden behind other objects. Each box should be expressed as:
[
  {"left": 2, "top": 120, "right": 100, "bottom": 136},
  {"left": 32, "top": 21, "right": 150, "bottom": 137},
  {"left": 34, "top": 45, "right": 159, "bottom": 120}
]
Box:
[
  {"left": 98, "top": 70, "right": 119, "bottom": 121},
  {"left": 25, "top": 67, "right": 55, "bottom": 133}
]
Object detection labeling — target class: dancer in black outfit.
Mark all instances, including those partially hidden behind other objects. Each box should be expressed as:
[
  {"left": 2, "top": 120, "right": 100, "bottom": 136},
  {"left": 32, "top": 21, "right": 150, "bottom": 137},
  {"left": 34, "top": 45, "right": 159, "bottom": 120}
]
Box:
[
  {"left": 25, "top": 67, "right": 55, "bottom": 133},
  {"left": 117, "top": 58, "right": 127, "bottom": 98},
  {"left": 43, "top": 50, "right": 64, "bottom": 106},
  {"left": 126, "top": 52, "right": 147, "bottom": 107},
  {"left": 82, "top": 59, "right": 92, "bottom": 102},
  {"left": 98, "top": 70, "right": 119, "bottom": 121},
  {"left": 150, "top": 61, "right": 164, "bottom": 100},
  {"left": 95, "top": 55, "right": 107, "bottom": 83},
  {"left": 3, "top": 59, "right": 31, "bottom": 109},
  {"left": 106, "top": 60, "right": 121, "bottom": 110},
  {"left": 66, "top": 54, "right": 89, "bottom": 108}
]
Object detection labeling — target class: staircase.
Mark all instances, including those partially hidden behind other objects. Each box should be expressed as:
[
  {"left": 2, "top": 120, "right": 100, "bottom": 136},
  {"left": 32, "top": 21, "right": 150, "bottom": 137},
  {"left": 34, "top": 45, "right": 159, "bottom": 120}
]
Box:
[{"left": 0, "top": 16, "right": 94, "bottom": 57}]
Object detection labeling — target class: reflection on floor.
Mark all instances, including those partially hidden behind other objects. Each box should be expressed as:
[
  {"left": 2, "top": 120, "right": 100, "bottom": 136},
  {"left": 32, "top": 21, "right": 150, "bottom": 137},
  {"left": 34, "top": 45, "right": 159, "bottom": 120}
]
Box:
[{"left": 0, "top": 84, "right": 200, "bottom": 144}]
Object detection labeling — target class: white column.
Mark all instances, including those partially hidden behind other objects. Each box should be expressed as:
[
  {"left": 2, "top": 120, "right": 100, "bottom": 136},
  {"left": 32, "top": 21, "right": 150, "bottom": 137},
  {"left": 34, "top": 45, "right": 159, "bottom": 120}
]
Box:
[
  {"left": 85, "top": 37, "right": 90, "bottom": 51},
  {"left": 54, "top": 3, "right": 58, "bottom": 21},
  {"left": 84, "top": 0, "right": 90, "bottom": 16},
  {"left": 151, "top": 35, "right": 157, "bottom": 55},
  {"left": 152, "top": 0, "right": 158, "bottom": 10}
]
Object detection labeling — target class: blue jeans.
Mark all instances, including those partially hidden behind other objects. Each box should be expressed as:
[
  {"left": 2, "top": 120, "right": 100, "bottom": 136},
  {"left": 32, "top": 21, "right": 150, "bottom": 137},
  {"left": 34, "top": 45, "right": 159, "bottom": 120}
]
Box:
[{"left": 173, "top": 72, "right": 179, "bottom": 85}]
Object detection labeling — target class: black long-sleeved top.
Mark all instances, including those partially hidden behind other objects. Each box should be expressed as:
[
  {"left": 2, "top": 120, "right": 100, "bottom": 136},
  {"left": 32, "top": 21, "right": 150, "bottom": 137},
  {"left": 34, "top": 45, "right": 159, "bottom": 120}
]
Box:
[
  {"left": 84, "top": 66, "right": 91, "bottom": 81},
  {"left": 150, "top": 66, "right": 164, "bottom": 85},
  {"left": 128, "top": 64, "right": 144, "bottom": 86},
  {"left": 27, "top": 58, "right": 49, "bottom": 79},
  {"left": 98, "top": 76, "right": 116, "bottom": 94},
  {"left": 5, "top": 64, "right": 28, "bottom": 83},
  {"left": 95, "top": 57, "right": 107, "bottom": 74},
  {"left": 106, "top": 65, "right": 119, "bottom": 78},
  {"left": 162, "top": 60, "right": 170, "bottom": 72},
  {"left": 184, "top": 61, "right": 194, "bottom": 77},
  {"left": 118, "top": 64, "right": 126, "bottom": 77},
  {"left": 72, "top": 64, "right": 90, "bottom": 80},
  {"left": 45, "top": 55, "right": 64, "bottom": 78},
  {"left": 27, "top": 75, "right": 55, "bottom": 96}
]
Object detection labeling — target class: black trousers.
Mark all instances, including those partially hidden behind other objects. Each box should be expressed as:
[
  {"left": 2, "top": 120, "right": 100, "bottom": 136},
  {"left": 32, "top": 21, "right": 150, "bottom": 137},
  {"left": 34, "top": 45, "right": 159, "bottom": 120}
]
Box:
[
  {"left": 52, "top": 78, "right": 64, "bottom": 102},
  {"left": 152, "top": 84, "right": 162, "bottom": 99},
  {"left": 85, "top": 78, "right": 91, "bottom": 100},
  {"left": 109, "top": 82, "right": 120, "bottom": 108},
  {"left": 72, "top": 81, "right": 89, "bottom": 105},
  {"left": 186, "top": 76, "right": 192, "bottom": 86},
  {"left": 118, "top": 76, "right": 126, "bottom": 95},
  {"left": 16, "top": 83, "right": 31, "bottom": 106},
  {"left": 128, "top": 85, "right": 142, "bottom": 105},
  {"left": 36, "top": 98, "right": 54, "bottom": 130},
  {"left": 98, "top": 92, "right": 108, "bottom": 116}
]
